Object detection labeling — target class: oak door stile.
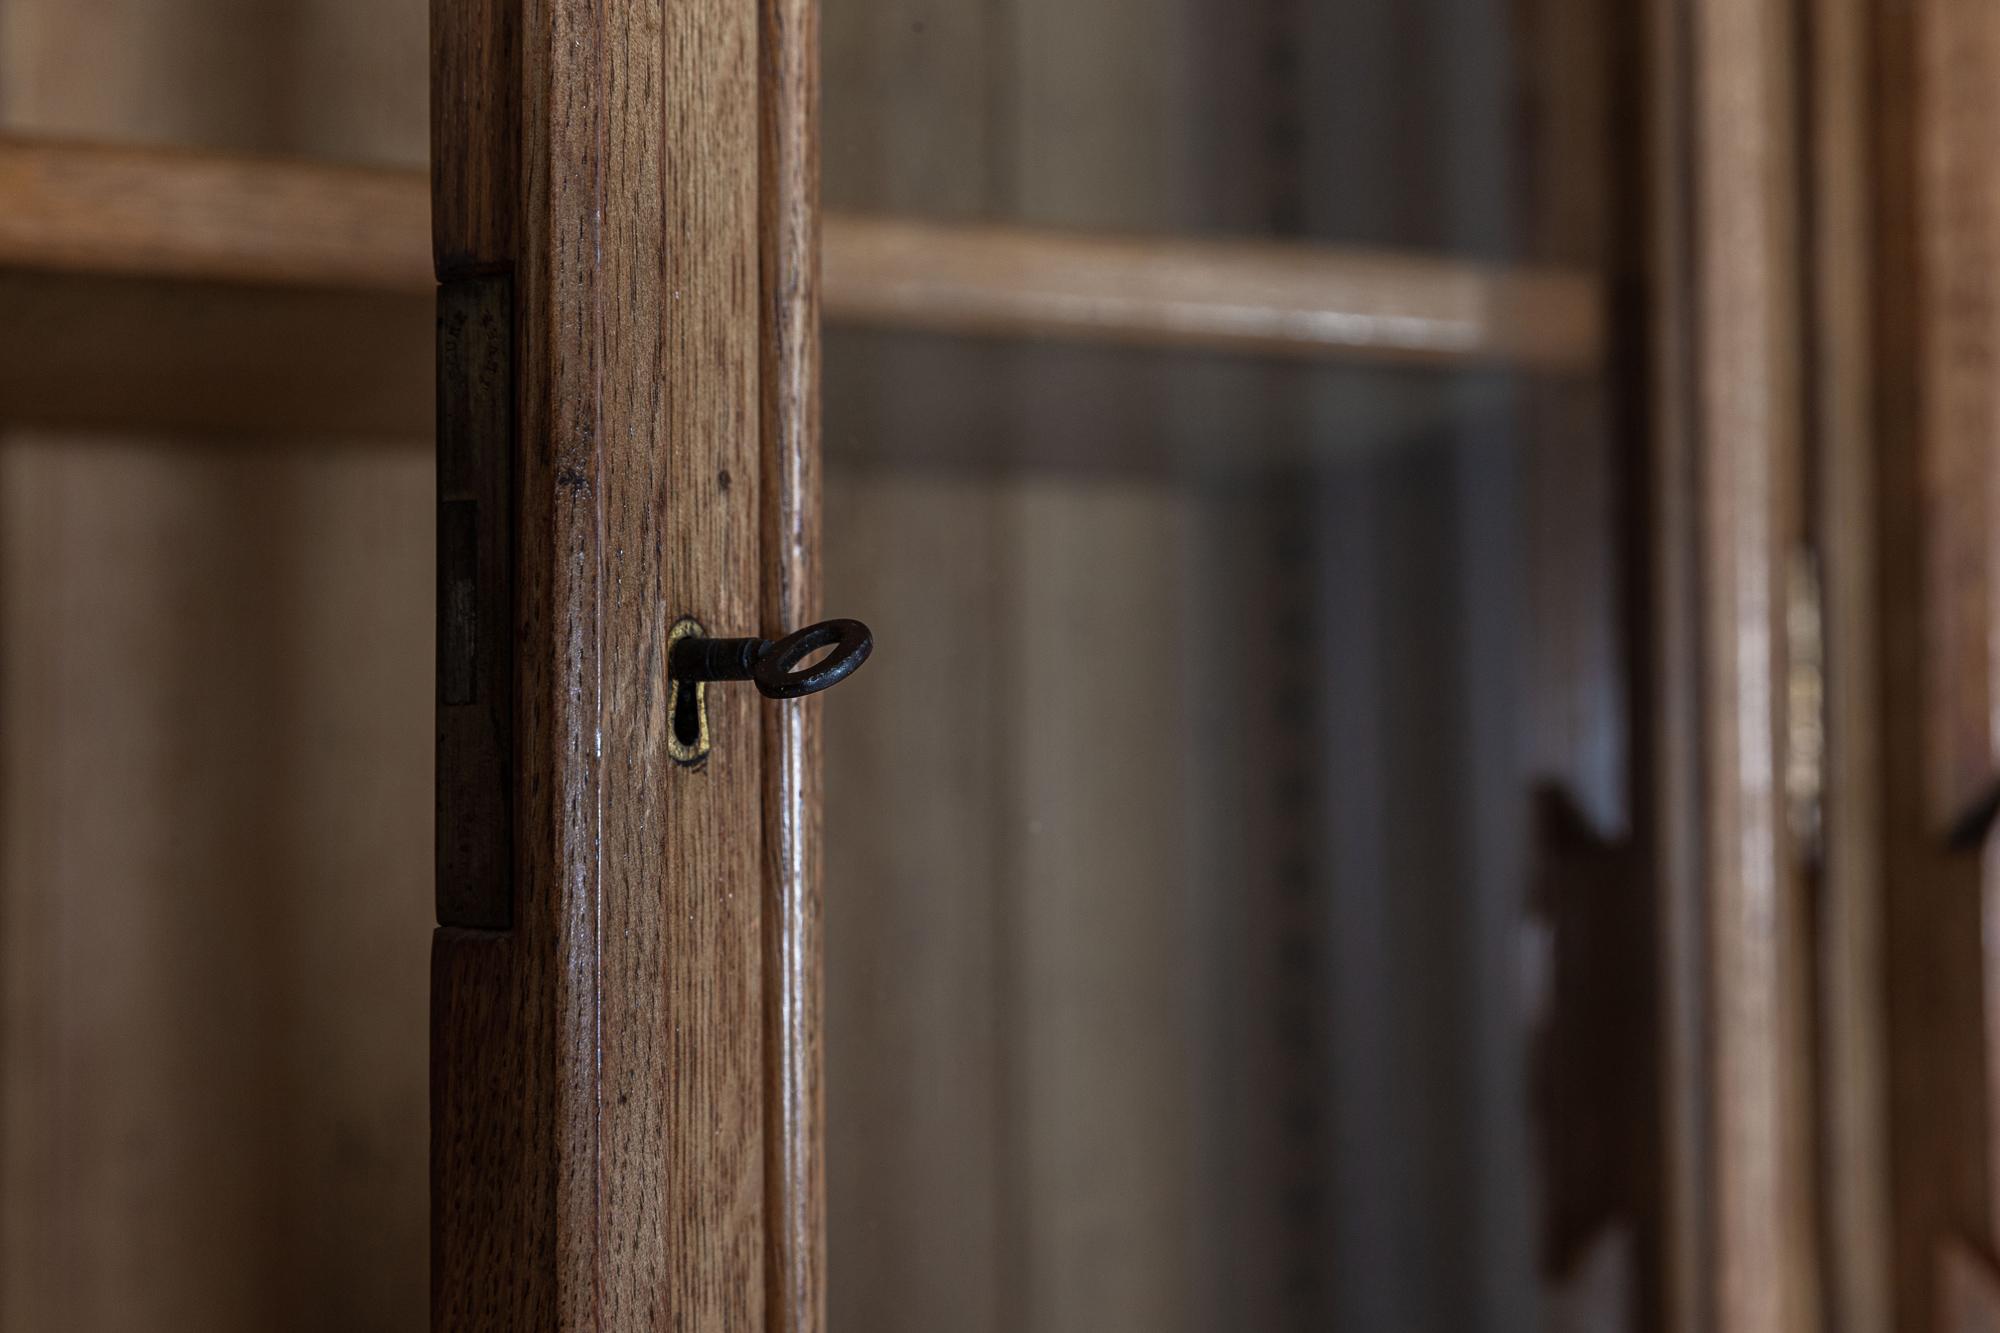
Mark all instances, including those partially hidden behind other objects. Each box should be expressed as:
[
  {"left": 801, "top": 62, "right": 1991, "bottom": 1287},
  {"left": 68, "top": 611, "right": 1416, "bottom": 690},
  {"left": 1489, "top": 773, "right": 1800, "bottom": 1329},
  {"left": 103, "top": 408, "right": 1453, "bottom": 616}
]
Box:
[{"left": 431, "top": 0, "right": 783, "bottom": 1328}]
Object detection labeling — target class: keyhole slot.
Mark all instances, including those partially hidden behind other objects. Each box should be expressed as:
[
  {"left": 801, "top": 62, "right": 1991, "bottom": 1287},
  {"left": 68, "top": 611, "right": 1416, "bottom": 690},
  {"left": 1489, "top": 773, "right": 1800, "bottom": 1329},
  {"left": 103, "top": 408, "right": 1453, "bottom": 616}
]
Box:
[{"left": 666, "top": 617, "right": 711, "bottom": 765}]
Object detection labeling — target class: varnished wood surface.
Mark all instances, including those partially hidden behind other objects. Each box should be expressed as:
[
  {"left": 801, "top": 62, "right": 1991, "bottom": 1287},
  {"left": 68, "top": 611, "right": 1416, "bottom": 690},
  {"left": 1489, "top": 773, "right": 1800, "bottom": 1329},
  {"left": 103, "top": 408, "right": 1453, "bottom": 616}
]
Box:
[
  {"left": 821, "top": 217, "right": 1604, "bottom": 369},
  {"left": 758, "top": 0, "right": 825, "bottom": 1329},
  {"left": 1910, "top": 0, "right": 2000, "bottom": 843},
  {"left": 1677, "top": 0, "right": 1820, "bottom": 1327},
  {"left": 1, "top": 1, "right": 434, "bottom": 1327},
  {"left": 429, "top": 0, "right": 514, "bottom": 274},
  {"left": 0, "top": 135, "right": 1602, "bottom": 370},
  {"left": 428, "top": 0, "right": 767, "bottom": 1327},
  {"left": 1874, "top": 0, "right": 2000, "bottom": 1329},
  {"left": 1809, "top": 0, "right": 1892, "bottom": 1328},
  {"left": 0, "top": 138, "right": 431, "bottom": 291},
  {"left": 0, "top": 272, "right": 430, "bottom": 438},
  {"left": 1511, "top": 0, "right": 1653, "bottom": 1325},
  {"left": 1, "top": 437, "right": 434, "bottom": 1331}
]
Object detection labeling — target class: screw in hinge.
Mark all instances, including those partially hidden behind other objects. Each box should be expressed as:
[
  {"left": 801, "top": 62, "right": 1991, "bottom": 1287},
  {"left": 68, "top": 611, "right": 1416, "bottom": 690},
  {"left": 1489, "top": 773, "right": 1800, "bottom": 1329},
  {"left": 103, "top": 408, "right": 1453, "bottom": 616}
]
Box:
[{"left": 1786, "top": 547, "right": 1825, "bottom": 866}]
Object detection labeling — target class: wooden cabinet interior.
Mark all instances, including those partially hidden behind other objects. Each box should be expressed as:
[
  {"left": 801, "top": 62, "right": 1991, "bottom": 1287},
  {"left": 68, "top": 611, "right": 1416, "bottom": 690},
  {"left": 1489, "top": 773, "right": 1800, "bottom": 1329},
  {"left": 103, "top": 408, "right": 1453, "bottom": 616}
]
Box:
[
  {"left": 0, "top": 0, "right": 434, "bottom": 1327},
  {"left": 0, "top": 137, "right": 1603, "bottom": 374},
  {"left": 0, "top": 0, "right": 1643, "bottom": 1325},
  {"left": 1, "top": 0, "right": 1977, "bottom": 1330},
  {"left": 816, "top": 2, "right": 1644, "bottom": 1332}
]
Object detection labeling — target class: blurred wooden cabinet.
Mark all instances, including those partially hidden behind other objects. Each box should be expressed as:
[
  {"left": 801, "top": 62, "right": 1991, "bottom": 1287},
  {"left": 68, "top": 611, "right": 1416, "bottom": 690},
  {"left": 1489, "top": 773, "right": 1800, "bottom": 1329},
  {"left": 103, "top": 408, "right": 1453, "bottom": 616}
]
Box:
[{"left": 4, "top": 0, "right": 2000, "bottom": 1332}]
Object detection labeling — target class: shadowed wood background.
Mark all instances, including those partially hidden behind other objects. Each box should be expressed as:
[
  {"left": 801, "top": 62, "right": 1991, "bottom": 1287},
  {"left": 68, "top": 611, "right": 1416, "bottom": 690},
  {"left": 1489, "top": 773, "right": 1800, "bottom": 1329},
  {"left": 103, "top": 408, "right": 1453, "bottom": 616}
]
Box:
[
  {"left": 0, "top": 1, "right": 1639, "bottom": 1331},
  {"left": 0, "top": 0, "right": 433, "bottom": 1328}
]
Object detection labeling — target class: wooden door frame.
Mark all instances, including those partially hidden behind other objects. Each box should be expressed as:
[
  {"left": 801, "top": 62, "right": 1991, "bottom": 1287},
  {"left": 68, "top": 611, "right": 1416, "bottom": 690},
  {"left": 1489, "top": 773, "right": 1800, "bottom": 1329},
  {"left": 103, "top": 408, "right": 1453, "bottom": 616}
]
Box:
[{"left": 429, "top": 0, "right": 823, "bottom": 1328}]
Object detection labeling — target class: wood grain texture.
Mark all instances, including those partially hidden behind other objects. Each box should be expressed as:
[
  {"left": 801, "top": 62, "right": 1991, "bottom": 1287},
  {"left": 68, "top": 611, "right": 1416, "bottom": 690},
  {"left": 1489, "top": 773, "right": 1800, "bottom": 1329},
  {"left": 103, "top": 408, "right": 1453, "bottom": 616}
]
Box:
[
  {"left": 821, "top": 474, "right": 1012, "bottom": 1333},
  {"left": 430, "top": 0, "right": 515, "bottom": 273},
  {"left": 823, "top": 217, "right": 1604, "bottom": 369},
  {"left": 1, "top": 1, "right": 434, "bottom": 1326},
  {"left": 0, "top": 136, "right": 1602, "bottom": 371},
  {"left": 1911, "top": 0, "right": 2000, "bottom": 842},
  {"left": 429, "top": 0, "right": 767, "bottom": 1327},
  {"left": 0, "top": 138, "right": 432, "bottom": 291},
  {"left": 1679, "top": 0, "right": 1820, "bottom": 1327},
  {"left": 0, "top": 0, "right": 426, "bottom": 165},
  {"left": 1874, "top": 0, "right": 2000, "bottom": 1329},
  {"left": 1809, "top": 0, "right": 1893, "bottom": 1328},
  {"left": 0, "top": 272, "right": 431, "bottom": 439},
  {"left": 759, "top": 0, "right": 824, "bottom": 1329}
]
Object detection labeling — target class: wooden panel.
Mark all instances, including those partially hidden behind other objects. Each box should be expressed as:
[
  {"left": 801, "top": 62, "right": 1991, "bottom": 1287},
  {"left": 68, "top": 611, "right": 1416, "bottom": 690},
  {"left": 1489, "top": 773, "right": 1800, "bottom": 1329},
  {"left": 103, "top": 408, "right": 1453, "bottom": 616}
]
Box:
[
  {"left": 819, "top": 4, "right": 1011, "bottom": 1327},
  {"left": 1006, "top": 482, "right": 1196, "bottom": 1333},
  {"left": 430, "top": 0, "right": 516, "bottom": 273},
  {"left": 428, "top": 0, "right": 768, "bottom": 1327},
  {"left": 0, "top": 272, "right": 431, "bottom": 439},
  {"left": 823, "top": 474, "right": 1010, "bottom": 1333},
  {"left": 821, "top": 469, "right": 1204, "bottom": 1333},
  {"left": 0, "top": 437, "right": 432, "bottom": 1332},
  {"left": 1876, "top": 0, "right": 2000, "bottom": 1330},
  {"left": 0, "top": 0, "right": 425, "bottom": 164},
  {"left": 0, "top": 2, "right": 434, "bottom": 1328},
  {"left": 1913, "top": 0, "right": 2000, "bottom": 842},
  {"left": 998, "top": 3, "right": 1201, "bottom": 1322}
]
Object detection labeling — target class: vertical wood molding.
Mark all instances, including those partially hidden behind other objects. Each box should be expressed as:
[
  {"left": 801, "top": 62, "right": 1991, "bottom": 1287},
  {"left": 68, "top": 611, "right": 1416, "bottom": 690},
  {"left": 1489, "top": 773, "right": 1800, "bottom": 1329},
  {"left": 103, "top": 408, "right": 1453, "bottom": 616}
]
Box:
[
  {"left": 1876, "top": 0, "right": 2000, "bottom": 1329},
  {"left": 759, "top": 0, "right": 824, "bottom": 1329},
  {"left": 1645, "top": 0, "right": 1706, "bottom": 1327},
  {"left": 431, "top": 0, "right": 770, "bottom": 1327},
  {"left": 1809, "top": 0, "right": 1893, "bottom": 1327},
  {"left": 1913, "top": 0, "right": 2000, "bottom": 844},
  {"left": 1654, "top": 0, "right": 1821, "bottom": 1327},
  {"left": 1692, "top": 0, "right": 1820, "bottom": 1317}
]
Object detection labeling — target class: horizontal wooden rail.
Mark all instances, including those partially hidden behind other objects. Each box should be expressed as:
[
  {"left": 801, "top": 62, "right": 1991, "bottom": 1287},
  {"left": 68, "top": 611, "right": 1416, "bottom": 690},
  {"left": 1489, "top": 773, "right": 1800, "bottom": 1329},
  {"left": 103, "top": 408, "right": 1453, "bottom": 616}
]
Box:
[
  {"left": 824, "top": 218, "right": 1603, "bottom": 369},
  {"left": 0, "top": 139, "right": 432, "bottom": 292},
  {"left": 0, "top": 137, "right": 1603, "bottom": 370}
]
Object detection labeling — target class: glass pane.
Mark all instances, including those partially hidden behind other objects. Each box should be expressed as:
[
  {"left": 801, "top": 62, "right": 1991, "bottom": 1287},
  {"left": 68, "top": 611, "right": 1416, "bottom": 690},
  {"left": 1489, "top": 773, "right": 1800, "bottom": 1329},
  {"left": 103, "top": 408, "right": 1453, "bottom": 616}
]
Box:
[{"left": 820, "top": 1, "right": 1634, "bottom": 1331}]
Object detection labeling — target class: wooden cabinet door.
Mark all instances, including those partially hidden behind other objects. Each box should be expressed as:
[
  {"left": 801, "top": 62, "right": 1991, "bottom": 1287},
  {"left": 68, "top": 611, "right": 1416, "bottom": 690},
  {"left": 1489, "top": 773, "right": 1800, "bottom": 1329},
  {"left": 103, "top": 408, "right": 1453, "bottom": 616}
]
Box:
[
  {"left": 415, "top": 2, "right": 1829, "bottom": 1332},
  {"left": 429, "top": 0, "right": 822, "bottom": 1328}
]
